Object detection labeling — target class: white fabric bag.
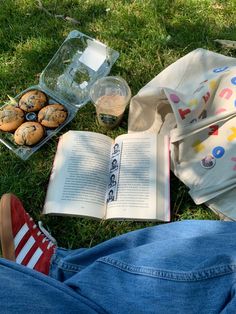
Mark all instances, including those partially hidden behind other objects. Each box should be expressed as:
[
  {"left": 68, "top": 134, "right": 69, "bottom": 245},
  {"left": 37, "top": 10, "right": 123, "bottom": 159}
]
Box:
[{"left": 128, "top": 48, "right": 236, "bottom": 220}]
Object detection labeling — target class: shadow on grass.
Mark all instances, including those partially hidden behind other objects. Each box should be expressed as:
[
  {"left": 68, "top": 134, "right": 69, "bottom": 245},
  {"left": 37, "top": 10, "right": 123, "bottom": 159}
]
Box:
[
  {"left": 0, "top": 0, "right": 235, "bottom": 247},
  {"left": 0, "top": 1, "right": 109, "bottom": 93}
]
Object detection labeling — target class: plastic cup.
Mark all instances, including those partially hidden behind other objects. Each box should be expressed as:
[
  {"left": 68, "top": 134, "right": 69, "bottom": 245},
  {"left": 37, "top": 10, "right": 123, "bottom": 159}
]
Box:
[{"left": 89, "top": 76, "right": 131, "bottom": 129}]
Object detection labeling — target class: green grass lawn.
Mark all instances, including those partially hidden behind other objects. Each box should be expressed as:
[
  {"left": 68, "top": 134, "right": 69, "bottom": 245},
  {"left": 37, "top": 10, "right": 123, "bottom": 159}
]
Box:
[{"left": 0, "top": 0, "right": 235, "bottom": 249}]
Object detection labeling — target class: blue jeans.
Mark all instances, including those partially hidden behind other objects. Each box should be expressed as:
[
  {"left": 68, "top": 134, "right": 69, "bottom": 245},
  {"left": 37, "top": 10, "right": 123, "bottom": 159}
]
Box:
[{"left": 1, "top": 220, "right": 236, "bottom": 313}]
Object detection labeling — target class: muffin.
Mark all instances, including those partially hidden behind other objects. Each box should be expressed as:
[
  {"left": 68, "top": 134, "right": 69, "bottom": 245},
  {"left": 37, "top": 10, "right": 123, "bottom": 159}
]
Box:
[
  {"left": 19, "top": 90, "right": 47, "bottom": 112},
  {"left": 14, "top": 121, "right": 44, "bottom": 146},
  {"left": 0, "top": 105, "right": 24, "bottom": 132},
  {"left": 38, "top": 103, "right": 67, "bottom": 128}
]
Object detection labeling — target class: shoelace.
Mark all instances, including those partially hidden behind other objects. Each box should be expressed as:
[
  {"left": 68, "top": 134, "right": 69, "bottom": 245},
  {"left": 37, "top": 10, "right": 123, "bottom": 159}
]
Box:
[
  {"left": 27, "top": 214, "right": 57, "bottom": 249},
  {"left": 38, "top": 221, "right": 57, "bottom": 249}
]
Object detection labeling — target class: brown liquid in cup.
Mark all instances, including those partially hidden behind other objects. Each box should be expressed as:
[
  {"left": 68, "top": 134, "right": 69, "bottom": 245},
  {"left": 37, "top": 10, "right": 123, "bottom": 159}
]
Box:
[{"left": 95, "top": 95, "right": 127, "bottom": 129}]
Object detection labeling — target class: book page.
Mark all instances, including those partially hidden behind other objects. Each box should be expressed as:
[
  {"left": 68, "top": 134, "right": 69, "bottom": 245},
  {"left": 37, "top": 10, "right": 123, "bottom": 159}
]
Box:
[
  {"left": 106, "top": 133, "right": 158, "bottom": 220},
  {"left": 43, "top": 131, "right": 113, "bottom": 218}
]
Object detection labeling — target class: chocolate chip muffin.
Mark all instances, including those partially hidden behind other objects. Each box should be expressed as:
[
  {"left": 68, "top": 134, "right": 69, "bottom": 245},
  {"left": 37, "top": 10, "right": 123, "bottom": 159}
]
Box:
[
  {"left": 19, "top": 90, "right": 47, "bottom": 112},
  {"left": 38, "top": 103, "right": 67, "bottom": 128},
  {"left": 14, "top": 121, "right": 44, "bottom": 146},
  {"left": 0, "top": 105, "right": 24, "bottom": 132}
]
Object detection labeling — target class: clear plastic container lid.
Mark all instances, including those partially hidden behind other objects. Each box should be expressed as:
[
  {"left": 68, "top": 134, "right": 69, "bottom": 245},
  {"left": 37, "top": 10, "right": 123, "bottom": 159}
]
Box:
[
  {"left": 40, "top": 30, "right": 119, "bottom": 108},
  {"left": 0, "top": 30, "right": 119, "bottom": 160}
]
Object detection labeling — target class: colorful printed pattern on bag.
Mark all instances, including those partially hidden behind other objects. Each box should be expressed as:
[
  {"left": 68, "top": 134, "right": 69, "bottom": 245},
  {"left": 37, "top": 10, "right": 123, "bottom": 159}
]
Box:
[
  {"left": 165, "top": 66, "right": 236, "bottom": 127},
  {"left": 168, "top": 66, "right": 236, "bottom": 204}
]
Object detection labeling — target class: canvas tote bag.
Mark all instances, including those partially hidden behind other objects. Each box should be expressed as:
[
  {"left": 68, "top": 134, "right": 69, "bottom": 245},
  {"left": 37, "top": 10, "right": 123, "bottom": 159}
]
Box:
[{"left": 128, "top": 48, "right": 236, "bottom": 220}]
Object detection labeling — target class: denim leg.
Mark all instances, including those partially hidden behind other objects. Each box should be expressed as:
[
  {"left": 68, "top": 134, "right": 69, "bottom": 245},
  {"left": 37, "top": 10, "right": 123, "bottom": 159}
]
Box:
[
  {"left": 49, "top": 220, "right": 236, "bottom": 314},
  {"left": 1, "top": 220, "right": 236, "bottom": 313},
  {"left": 0, "top": 257, "right": 107, "bottom": 313}
]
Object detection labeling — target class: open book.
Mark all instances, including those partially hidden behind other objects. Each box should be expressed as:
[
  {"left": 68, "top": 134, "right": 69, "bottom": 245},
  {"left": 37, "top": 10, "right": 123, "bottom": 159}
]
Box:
[{"left": 43, "top": 131, "right": 170, "bottom": 221}]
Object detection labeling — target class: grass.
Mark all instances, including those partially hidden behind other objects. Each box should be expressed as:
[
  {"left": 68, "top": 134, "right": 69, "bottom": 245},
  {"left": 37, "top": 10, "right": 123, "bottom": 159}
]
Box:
[{"left": 0, "top": 0, "right": 235, "bottom": 249}]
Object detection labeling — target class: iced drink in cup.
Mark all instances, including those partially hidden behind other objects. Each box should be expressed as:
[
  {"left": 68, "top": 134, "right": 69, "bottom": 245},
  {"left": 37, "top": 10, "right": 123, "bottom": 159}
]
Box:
[{"left": 89, "top": 76, "right": 131, "bottom": 129}]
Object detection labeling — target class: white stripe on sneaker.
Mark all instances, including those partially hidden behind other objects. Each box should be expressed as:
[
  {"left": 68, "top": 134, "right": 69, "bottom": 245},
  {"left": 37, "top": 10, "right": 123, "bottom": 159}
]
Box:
[
  {"left": 26, "top": 248, "right": 43, "bottom": 269},
  {"left": 14, "top": 223, "right": 29, "bottom": 249},
  {"left": 16, "top": 236, "right": 35, "bottom": 264}
]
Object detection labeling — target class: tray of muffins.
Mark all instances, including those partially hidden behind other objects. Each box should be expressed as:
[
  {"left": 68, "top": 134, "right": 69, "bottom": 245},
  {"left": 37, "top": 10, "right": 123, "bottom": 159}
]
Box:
[
  {"left": 0, "top": 30, "right": 119, "bottom": 160},
  {"left": 0, "top": 88, "right": 76, "bottom": 160}
]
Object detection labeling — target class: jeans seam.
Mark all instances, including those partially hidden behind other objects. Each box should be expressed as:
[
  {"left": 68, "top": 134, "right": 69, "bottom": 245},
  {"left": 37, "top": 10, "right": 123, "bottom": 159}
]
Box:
[
  {"left": 51, "top": 255, "right": 84, "bottom": 273},
  {"left": 98, "top": 257, "right": 236, "bottom": 282}
]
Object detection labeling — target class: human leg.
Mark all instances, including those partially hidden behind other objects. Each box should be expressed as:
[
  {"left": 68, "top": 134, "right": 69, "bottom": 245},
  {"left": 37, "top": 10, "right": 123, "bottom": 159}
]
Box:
[
  {"left": 54, "top": 220, "right": 236, "bottom": 314},
  {"left": 1, "top": 193, "right": 236, "bottom": 313},
  {"left": 0, "top": 257, "right": 106, "bottom": 313}
]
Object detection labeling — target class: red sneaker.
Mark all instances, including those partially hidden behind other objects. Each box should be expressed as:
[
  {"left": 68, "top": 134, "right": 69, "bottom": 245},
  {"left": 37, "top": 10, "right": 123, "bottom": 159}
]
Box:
[{"left": 0, "top": 193, "right": 57, "bottom": 275}]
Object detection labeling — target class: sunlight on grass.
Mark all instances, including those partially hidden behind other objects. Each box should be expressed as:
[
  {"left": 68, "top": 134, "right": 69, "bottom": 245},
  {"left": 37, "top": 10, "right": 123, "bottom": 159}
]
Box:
[{"left": 0, "top": 0, "right": 235, "bottom": 248}]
